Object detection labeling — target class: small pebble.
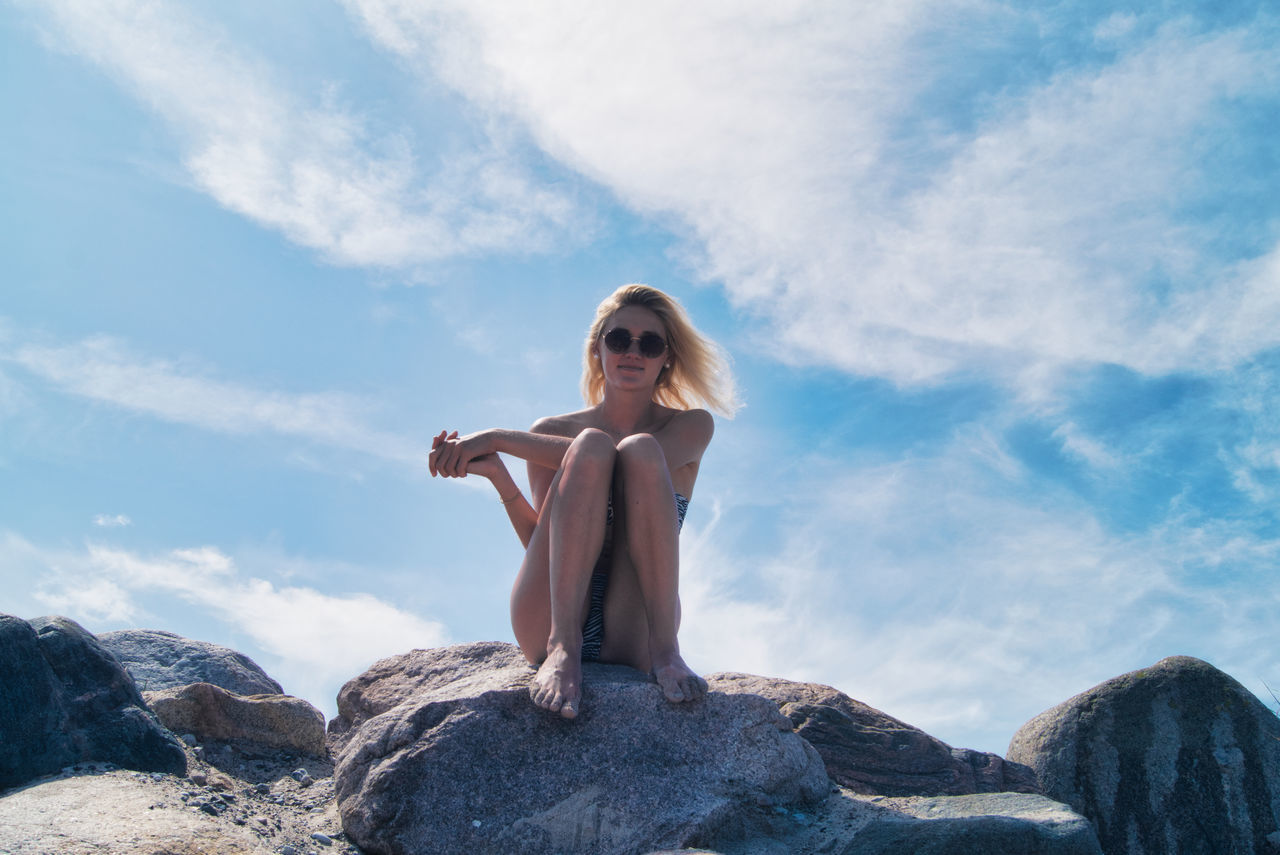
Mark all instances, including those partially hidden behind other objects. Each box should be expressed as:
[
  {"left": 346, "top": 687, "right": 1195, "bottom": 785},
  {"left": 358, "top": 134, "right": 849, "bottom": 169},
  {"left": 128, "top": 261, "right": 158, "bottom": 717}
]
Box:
[
  {"left": 180, "top": 733, "right": 198, "bottom": 746},
  {"left": 290, "top": 768, "right": 314, "bottom": 787},
  {"left": 255, "top": 782, "right": 272, "bottom": 795},
  {"left": 198, "top": 803, "right": 220, "bottom": 817},
  {"left": 189, "top": 772, "right": 208, "bottom": 786},
  {"left": 280, "top": 847, "right": 298, "bottom": 855},
  {"left": 472, "top": 820, "right": 483, "bottom": 828},
  {"left": 311, "top": 832, "right": 333, "bottom": 846}
]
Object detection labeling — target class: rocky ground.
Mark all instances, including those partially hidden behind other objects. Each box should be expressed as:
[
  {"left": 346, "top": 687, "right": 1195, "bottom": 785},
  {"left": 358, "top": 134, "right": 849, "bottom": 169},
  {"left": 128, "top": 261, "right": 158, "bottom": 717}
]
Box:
[
  {"left": 0, "top": 739, "right": 349, "bottom": 855},
  {"left": 7, "top": 618, "right": 1274, "bottom": 854},
  {"left": 4, "top": 758, "right": 1073, "bottom": 855},
  {"left": 3, "top": 743, "right": 1080, "bottom": 855}
]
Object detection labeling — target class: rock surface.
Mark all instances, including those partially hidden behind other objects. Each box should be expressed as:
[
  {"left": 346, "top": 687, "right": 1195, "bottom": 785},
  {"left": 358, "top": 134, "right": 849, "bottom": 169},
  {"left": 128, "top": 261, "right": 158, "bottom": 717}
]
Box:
[
  {"left": 0, "top": 614, "right": 186, "bottom": 790},
  {"left": 829, "top": 792, "right": 1102, "bottom": 855},
  {"left": 333, "top": 642, "right": 830, "bottom": 855},
  {"left": 145, "top": 682, "right": 328, "bottom": 757},
  {"left": 0, "top": 625, "right": 1117, "bottom": 855},
  {"left": 98, "top": 627, "right": 284, "bottom": 695},
  {"left": 709, "top": 673, "right": 1038, "bottom": 797},
  {"left": 328, "top": 639, "right": 528, "bottom": 748},
  {"left": 0, "top": 748, "right": 345, "bottom": 855},
  {"left": 699, "top": 790, "right": 1102, "bottom": 855},
  {"left": 1008, "top": 655, "right": 1280, "bottom": 855}
]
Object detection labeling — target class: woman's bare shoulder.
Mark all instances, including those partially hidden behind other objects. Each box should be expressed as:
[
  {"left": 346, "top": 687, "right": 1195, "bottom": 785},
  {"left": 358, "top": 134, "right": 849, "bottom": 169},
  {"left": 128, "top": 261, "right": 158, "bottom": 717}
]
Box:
[
  {"left": 666, "top": 407, "right": 714, "bottom": 436},
  {"left": 530, "top": 408, "right": 596, "bottom": 437}
]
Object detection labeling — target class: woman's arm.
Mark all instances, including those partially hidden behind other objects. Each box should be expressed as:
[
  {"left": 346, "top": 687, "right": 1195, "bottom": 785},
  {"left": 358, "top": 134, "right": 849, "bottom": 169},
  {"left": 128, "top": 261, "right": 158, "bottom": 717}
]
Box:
[
  {"left": 659, "top": 408, "right": 715, "bottom": 471},
  {"left": 430, "top": 420, "right": 576, "bottom": 478},
  {"left": 466, "top": 453, "right": 538, "bottom": 548},
  {"left": 431, "top": 430, "right": 537, "bottom": 548}
]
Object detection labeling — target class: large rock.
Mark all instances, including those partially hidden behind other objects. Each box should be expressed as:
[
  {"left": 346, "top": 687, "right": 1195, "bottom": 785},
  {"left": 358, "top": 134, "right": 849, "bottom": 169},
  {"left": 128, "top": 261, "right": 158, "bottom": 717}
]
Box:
[
  {"left": 0, "top": 614, "right": 186, "bottom": 790},
  {"left": 709, "top": 673, "right": 1038, "bottom": 797},
  {"left": 824, "top": 792, "right": 1103, "bottom": 855},
  {"left": 0, "top": 772, "right": 275, "bottom": 854},
  {"left": 1008, "top": 655, "right": 1280, "bottom": 855},
  {"left": 145, "top": 682, "right": 327, "bottom": 757},
  {"left": 332, "top": 642, "right": 829, "bottom": 855},
  {"left": 327, "top": 639, "right": 528, "bottom": 749},
  {"left": 97, "top": 628, "right": 284, "bottom": 695},
  {"left": 646, "top": 791, "right": 1102, "bottom": 855}
]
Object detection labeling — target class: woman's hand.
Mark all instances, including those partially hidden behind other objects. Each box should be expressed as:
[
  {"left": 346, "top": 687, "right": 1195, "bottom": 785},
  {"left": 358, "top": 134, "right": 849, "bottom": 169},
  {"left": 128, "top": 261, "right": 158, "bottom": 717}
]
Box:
[
  {"left": 464, "top": 452, "right": 507, "bottom": 481},
  {"left": 428, "top": 429, "right": 494, "bottom": 477}
]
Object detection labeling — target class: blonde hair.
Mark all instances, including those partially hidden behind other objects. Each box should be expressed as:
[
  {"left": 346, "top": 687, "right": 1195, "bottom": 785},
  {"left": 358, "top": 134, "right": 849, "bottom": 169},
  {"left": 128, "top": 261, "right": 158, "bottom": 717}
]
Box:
[{"left": 581, "top": 284, "right": 739, "bottom": 417}]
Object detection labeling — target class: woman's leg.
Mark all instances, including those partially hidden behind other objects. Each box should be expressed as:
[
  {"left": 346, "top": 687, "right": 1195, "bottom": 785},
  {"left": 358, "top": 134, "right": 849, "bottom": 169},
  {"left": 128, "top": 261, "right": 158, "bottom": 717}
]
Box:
[
  {"left": 509, "top": 428, "right": 614, "bottom": 718},
  {"left": 598, "top": 433, "right": 706, "bottom": 702}
]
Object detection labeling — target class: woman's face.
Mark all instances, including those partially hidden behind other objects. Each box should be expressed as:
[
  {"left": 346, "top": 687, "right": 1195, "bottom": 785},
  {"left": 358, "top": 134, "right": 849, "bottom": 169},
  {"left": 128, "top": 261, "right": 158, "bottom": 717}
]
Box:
[{"left": 596, "top": 304, "right": 668, "bottom": 394}]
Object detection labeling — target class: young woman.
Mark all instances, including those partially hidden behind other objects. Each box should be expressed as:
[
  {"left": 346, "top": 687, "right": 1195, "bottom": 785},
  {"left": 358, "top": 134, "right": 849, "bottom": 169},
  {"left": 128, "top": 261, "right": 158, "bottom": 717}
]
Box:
[{"left": 428, "top": 284, "right": 736, "bottom": 719}]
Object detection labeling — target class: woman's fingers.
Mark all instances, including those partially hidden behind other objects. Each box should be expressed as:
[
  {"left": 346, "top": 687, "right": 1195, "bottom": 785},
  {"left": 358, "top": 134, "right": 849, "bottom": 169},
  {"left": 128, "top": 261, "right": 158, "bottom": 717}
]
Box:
[
  {"left": 428, "top": 430, "right": 451, "bottom": 477},
  {"left": 436, "top": 442, "right": 454, "bottom": 476},
  {"left": 443, "top": 432, "right": 460, "bottom": 475},
  {"left": 427, "top": 430, "right": 470, "bottom": 478},
  {"left": 442, "top": 440, "right": 464, "bottom": 477}
]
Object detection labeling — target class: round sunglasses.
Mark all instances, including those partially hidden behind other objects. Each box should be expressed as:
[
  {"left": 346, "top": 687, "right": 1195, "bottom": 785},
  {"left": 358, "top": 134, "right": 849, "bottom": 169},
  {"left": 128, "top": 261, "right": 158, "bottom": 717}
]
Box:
[{"left": 602, "top": 327, "right": 668, "bottom": 359}]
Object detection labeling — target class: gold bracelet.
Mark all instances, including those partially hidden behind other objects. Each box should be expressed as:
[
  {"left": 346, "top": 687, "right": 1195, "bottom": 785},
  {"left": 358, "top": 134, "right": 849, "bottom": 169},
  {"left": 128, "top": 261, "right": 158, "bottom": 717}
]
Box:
[{"left": 500, "top": 490, "right": 522, "bottom": 505}]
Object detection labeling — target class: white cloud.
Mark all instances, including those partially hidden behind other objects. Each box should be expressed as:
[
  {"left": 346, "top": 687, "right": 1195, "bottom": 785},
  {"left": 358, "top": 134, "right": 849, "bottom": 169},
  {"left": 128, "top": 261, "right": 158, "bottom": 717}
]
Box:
[
  {"left": 8, "top": 332, "right": 422, "bottom": 463},
  {"left": 36, "top": 576, "right": 137, "bottom": 623},
  {"left": 1216, "top": 355, "right": 1280, "bottom": 505},
  {"left": 22, "top": 0, "right": 589, "bottom": 267},
  {"left": 348, "top": 2, "right": 1280, "bottom": 381},
  {"left": 93, "top": 514, "right": 133, "bottom": 528},
  {"left": 1051, "top": 422, "right": 1120, "bottom": 470},
  {"left": 85, "top": 544, "right": 449, "bottom": 677},
  {"left": 679, "top": 432, "right": 1280, "bottom": 754},
  {"left": 3, "top": 531, "right": 449, "bottom": 715}
]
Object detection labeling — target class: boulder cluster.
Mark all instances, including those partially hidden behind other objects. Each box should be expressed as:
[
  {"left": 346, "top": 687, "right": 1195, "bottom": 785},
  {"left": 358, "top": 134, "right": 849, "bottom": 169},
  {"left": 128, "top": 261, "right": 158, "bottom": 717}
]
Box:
[{"left": 3, "top": 611, "right": 1279, "bottom": 855}]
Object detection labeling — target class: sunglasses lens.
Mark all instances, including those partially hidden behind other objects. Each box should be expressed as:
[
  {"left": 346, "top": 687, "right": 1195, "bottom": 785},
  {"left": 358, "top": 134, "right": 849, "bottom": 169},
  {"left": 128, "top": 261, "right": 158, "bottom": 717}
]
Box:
[
  {"left": 603, "top": 328, "right": 631, "bottom": 354},
  {"left": 639, "top": 332, "right": 666, "bottom": 358},
  {"left": 602, "top": 328, "right": 667, "bottom": 357}
]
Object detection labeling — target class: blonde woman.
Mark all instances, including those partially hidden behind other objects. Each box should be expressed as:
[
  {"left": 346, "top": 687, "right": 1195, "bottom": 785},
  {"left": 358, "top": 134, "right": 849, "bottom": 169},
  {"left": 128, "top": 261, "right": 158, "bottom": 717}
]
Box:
[{"left": 429, "top": 284, "right": 737, "bottom": 719}]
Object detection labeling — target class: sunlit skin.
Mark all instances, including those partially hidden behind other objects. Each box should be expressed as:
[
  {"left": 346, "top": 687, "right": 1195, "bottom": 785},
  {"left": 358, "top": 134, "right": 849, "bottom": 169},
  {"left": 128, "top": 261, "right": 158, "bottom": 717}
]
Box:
[{"left": 429, "top": 304, "right": 712, "bottom": 718}]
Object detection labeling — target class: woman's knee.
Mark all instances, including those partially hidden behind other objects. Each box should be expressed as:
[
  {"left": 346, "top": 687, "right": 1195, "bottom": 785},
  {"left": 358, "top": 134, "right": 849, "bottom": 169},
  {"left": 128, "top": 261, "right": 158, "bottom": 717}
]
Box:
[
  {"left": 616, "top": 433, "right": 667, "bottom": 477},
  {"left": 563, "top": 428, "right": 616, "bottom": 477}
]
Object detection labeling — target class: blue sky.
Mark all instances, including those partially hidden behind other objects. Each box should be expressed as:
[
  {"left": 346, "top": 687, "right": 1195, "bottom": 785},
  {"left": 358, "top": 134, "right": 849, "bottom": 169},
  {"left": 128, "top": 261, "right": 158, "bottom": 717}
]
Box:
[{"left": 3, "top": 0, "right": 1279, "bottom": 755}]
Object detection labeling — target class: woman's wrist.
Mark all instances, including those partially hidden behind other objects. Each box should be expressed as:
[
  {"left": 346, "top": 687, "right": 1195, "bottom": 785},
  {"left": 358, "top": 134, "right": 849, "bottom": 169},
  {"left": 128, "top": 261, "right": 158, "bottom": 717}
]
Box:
[
  {"left": 488, "top": 468, "right": 517, "bottom": 499},
  {"left": 482, "top": 428, "right": 506, "bottom": 455}
]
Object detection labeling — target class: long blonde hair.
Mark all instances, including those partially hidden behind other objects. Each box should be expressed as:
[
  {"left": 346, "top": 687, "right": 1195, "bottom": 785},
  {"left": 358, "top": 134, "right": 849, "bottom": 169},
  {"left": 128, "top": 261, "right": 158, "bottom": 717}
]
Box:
[{"left": 581, "top": 284, "right": 739, "bottom": 417}]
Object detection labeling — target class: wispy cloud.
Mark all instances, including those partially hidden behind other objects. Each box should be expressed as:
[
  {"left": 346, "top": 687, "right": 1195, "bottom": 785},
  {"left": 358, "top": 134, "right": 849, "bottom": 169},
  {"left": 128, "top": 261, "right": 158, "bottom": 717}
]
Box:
[
  {"left": 5, "top": 531, "right": 449, "bottom": 712},
  {"left": 7, "top": 331, "right": 422, "bottom": 463},
  {"left": 93, "top": 513, "right": 133, "bottom": 528},
  {"left": 20, "top": 0, "right": 589, "bottom": 268},
  {"left": 348, "top": 2, "right": 1280, "bottom": 382},
  {"left": 680, "top": 427, "right": 1280, "bottom": 753}
]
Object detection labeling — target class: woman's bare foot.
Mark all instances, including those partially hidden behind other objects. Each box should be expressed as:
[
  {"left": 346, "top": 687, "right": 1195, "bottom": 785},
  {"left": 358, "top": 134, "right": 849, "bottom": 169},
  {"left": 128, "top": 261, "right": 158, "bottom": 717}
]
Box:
[
  {"left": 652, "top": 652, "right": 707, "bottom": 703},
  {"left": 530, "top": 645, "right": 582, "bottom": 719}
]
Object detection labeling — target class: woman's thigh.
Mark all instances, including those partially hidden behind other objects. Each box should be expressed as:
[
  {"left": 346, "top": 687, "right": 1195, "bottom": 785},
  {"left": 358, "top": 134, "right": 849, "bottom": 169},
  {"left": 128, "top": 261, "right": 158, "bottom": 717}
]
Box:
[
  {"left": 596, "top": 517, "right": 684, "bottom": 671},
  {"left": 510, "top": 517, "right": 554, "bottom": 664},
  {"left": 509, "top": 440, "right": 613, "bottom": 663}
]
